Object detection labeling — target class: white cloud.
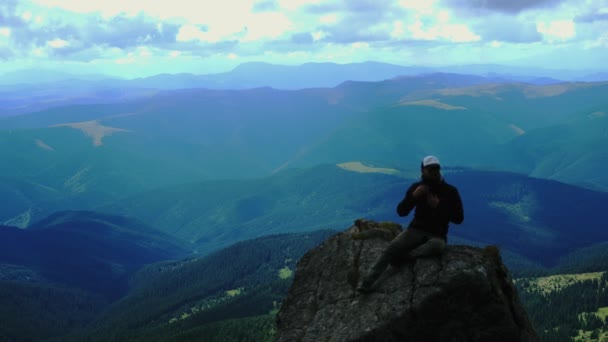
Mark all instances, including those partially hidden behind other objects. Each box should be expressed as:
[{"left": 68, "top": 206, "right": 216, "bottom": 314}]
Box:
[
  {"left": 6, "top": 0, "right": 604, "bottom": 74},
  {"left": 138, "top": 47, "right": 152, "bottom": 57},
  {"left": 320, "top": 14, "right": 338, "bottom": 24},
  {"left": 31, "top": 0, "right": 147, "bottom": 17},
  {"left": 584, "top": 32, "right": 608, "bottom": 49},
  {"left": 489, "top": 40, "right": 503, "bottom": 48},
  {"left": 32, "top": 47, "right": 45, "bottom": 57},
  {"left": 115, "top": 52, "right": 136, "bottom": 64},
  {"left": 277, "top": 0, "right": 321, "bottom": 11},
  {"left": 177, "top": 25, "right": 215, "bottom": 42},
  {"left": 408, "top": 19, "right": 480, "bottom": 43},
  {"left": 351, "top": 42, "right": 369, "bottom": 49},
  {"left": 447, "top": 24, "right": 481, "bottom": 42},
  {"left": 312, "top": 30, "right": 327, "bottom": 41},
  {"left": 47, "top": 38, "right": 69, "bottom": 48},
  {"left": 241, "top": 12, "right": 292, "bottom": 41},
  {"left": 536, "top": 19, "right": 576, "bottom": 41},
  {"left": 391, "top": 21, "right": 405, "bottom": 39},
  {"left": 176, "top": 11, "right": 291, "bottom": 43},
  {"left": 398, "top": 0, "right": 436, "bottom": 15},
  {"left": 22, "top": 11, "right": 33, "bottom": 21},
  {"left": 437, "top": 10, "right": 450, "bottom": 23}
]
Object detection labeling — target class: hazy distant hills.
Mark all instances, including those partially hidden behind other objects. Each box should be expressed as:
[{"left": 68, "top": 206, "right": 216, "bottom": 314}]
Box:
[
  {"left": 0, "top": 80, "right": 157, "bottom": 117},
  {"left": 4, "top": 61, "right": 605, "bottom": 90},
  {"left": 126, "top": 61, "right": 433, "bottom": 90},
  {"left": 0, "top": 73, "right": 606, "bottom": 205},
  {"left": 4, "top": 61, "right": 607, "bottom": 116}
]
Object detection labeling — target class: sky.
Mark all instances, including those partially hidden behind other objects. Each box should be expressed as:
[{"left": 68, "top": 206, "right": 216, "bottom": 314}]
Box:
[{"left": 0, "top": 0, "right": 607, "bottom": 77}]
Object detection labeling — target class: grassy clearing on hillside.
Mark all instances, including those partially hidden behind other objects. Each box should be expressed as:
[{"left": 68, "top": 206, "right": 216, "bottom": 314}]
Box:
[
  {"left": 278, "top": 267, "right": 292, "bottom": 279},
  {"left": 574, "top": 330, "right": 608, "bottom": 341},
  {"left": 508, "top": 124, "right": 526, "bottom": 135},
  {"left": 516, "top": 272, "right": 608, "bottom": 294},
  {"left": 337, "top": 161, "right": 399, "bottom": 175},
  {"left": 35, "top": 139, "right": 55, "bottom": 151},
  {"left": 517, "top": 271, "right": 605, "bottom": 295},
  {"left": 3, "top": 208, "right": 32, "bottom": 228},
  {"left": 398, "top": 99, "right": 467, "bottom": 110},
  {"left": 52, "top": 121, "right": 129, "bottom": 146},
  {"left": 435, "top": 82, "right": 599, "bottom": 99}
]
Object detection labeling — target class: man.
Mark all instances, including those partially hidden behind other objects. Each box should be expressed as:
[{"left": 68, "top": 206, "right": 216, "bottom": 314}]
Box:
[{"left": 357, "top": 155, "right": 464, "bottom": 293}]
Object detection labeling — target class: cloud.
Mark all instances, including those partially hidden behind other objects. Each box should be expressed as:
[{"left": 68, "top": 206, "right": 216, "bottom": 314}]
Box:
[
  {"left": 176, "top": 24, "right": 213, "bottom": 42},
  {"left": 408, "top": 19, "right": 481, "bottom": 42},
  {"left": 571, "top": 0, "right": 608, "bottom": 22},
  {"left": 303, "top": 0, "right": 396, "bottom": 15},
  {"left": 290, "top": 32, "right": 314, "bottom": 44},
  {"left": 47, "top": 38, "right": 68, "bottom": 48},
  {"left": 576, "top": 12, "right": 608, "bottom": 23},
  {"left": 1, "top": 4, "right": 183, "bottom": 60},
  {"left": 0, "top": 0, "right": 26, "bottom": 27},
  {"left": 296, "top": 0, "right": 409, "bottom": 44},
  {"left": 442, "top": 0, "right": 564, "bottom": 14},
  {"left": 0, "top": 46, "right": 13, "bottom": 60},
  {"left": 252, "top": 0, "right": 279, "bottom": 12},
  {"left": 0, "top": 27, "right": 11, "bottom": 37},
  {"left": 473, "top": 16, "right": 543, "bottom": 42},
  {"left": 84, "top": 14, "right": 181, "bottom": 49},
  {"left": 293, "top": 0, "right": 485, "bottom": 45},
  {"left": 536, "top": 19, "right": 576, "bottom": 41}
]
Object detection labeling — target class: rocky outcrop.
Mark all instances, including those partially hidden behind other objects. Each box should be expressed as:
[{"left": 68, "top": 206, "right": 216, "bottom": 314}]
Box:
[{"left": 276, "top": 220, "right": 539, "bottom": 342}]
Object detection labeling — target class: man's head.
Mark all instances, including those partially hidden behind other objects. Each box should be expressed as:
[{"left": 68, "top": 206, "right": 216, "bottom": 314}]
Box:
[{"left": 421, "top": 155, "right": 441, "bottom": 183}]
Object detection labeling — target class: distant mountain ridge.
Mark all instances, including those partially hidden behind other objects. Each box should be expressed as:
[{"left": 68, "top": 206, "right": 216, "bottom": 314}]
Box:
[{"left": 4, "top": 61, "right": 606, "bottom": 90}]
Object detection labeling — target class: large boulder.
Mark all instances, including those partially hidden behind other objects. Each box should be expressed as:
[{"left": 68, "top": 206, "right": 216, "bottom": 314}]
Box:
[{"left": 276, "top": 220, "right": 539, "bottom": 342}]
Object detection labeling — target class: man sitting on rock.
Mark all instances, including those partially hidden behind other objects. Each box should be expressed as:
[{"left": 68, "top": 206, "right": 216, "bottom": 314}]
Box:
[{"left": 357, "top": 155, "right": 464, "bottom": 293}]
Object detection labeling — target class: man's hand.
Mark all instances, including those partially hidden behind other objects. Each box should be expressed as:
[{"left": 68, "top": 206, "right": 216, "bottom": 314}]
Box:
[
  {"left": 412, "top": 184, "right": 429, "bottom": 199},
  {"left": 413, "top": 185, "right": 440, "bottom": 208},
  {"left": 427, "top": 194, "right": 439, "bottom": 208}
]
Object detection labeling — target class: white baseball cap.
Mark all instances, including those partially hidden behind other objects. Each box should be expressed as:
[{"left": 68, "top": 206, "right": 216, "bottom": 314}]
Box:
[{"left": 422, "top": 155, "right": 440, "bottom": 168}]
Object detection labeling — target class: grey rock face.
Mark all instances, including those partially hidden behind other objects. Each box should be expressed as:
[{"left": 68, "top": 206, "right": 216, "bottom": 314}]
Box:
[{"left": 276, "top": 220, "right": 539, "bottom": 342}]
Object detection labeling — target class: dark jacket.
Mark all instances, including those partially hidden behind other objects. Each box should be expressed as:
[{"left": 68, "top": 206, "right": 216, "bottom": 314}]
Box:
[{"left": 396, "top": 178, "right": 464, "bottom": 240}]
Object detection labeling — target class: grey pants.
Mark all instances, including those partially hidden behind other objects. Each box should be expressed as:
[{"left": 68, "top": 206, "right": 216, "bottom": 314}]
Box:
[{"left": 361, "top": 228, "right": 446, "bottom": 288}]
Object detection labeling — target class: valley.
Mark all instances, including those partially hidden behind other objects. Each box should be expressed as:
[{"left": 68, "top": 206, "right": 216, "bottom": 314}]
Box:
[{"left": 0, "top": 64, "right": 607, "bottom": 341}]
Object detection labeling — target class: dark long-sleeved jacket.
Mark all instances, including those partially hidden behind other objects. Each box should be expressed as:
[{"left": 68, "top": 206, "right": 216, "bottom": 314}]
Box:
[{"left": 396, "top": 178, "right": 464, "bottom": 240}]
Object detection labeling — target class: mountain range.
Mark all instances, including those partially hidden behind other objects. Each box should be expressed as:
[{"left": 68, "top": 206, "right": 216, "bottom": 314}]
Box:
[
  {"left": 0, "top": 73, "right": 606, "bottom": 230},
  {"left": 3, "top": 61, "right": 607, "bottom": 117},
  {"left": 1, "top": 61, "right": 607, "bottom": 341}
]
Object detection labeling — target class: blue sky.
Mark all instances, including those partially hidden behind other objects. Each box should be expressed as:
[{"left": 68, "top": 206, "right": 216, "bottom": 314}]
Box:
[{"left": 0, "top": 0, "right": 607, "bottom": 77}]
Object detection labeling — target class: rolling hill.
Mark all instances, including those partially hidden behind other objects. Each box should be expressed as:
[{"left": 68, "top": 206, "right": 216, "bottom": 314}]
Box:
[
  {"left": 1, "top": 74, "right": 607, "bottom": 198},
  {"left": 0, "top": 211, "right": 190, "bottom": 298},
  {"left": 0, "top": 211, "right": 193, "bottom": 341},
  {"left": 53, "top": 230, "right": 334, "bottom": 342},
  {"left": 101, "top": 164, "right": 608, "bottom": 268}
]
